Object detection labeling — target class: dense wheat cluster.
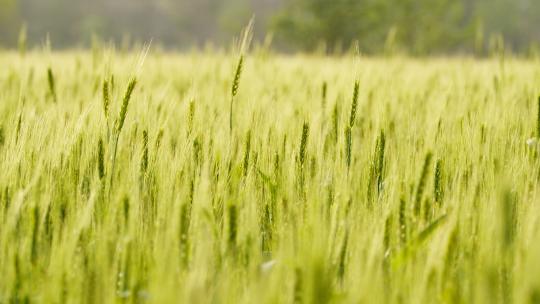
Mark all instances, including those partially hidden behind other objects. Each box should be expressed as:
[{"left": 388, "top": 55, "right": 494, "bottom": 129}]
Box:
[{"left": 1, "top": 49, "right": 540, "bottom": 303}]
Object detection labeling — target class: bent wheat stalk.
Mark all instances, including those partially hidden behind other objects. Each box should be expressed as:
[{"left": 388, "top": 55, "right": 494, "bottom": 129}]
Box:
[
  {"left": 109, "top": 78, "right": 137, "bottom": 193},
  {"left": 229, "top": 18, "right": 253, "bottom": 135}
]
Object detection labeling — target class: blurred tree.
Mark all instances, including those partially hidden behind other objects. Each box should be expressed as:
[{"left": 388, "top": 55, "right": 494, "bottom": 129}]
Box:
[{"left": 272, "top": 0, "right": 473, "bottom": 54}]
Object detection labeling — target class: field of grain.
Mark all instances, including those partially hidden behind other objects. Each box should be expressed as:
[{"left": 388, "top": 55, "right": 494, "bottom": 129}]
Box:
[{"left": 1, "top": 49, "right": 540, "bottom": 303}]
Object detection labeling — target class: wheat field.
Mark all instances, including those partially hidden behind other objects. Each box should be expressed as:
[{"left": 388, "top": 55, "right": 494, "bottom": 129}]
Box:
[{"left": 1, "top": 49, "right": 540, "bottom": 303}]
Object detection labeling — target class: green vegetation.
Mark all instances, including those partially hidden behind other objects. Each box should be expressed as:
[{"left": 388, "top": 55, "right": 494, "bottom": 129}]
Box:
[
  {"left": 272, "top": 0, "right": 540, "bottom": 54},
  {"left": 2, "top": 0, "right": 540, "bottom": 55},
  {"left": 0, "top": 48, "right": 540, "bottom": 303},
  {"left": 273, "top": 0, "right": 468, "bottom": 53}
]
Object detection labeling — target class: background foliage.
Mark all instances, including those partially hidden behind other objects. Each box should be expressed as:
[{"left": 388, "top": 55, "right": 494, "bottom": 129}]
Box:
[{"left": 0, "top": 0, "right": 539, "bottom": 54}]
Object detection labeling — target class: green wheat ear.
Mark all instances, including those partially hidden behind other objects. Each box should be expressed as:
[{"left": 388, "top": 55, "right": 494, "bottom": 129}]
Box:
[
  {"left": 47, "top": 67, "right": 57, "bottom": 103},
  {"left": 97, "top": 138, "right": 105, "bottom": 180},
  {"left": 434, "top": 159, "right": 443, "bottom": 204},
  {"left": 231, "top": 56, "right": 244, "bottom": 99},
  {"left": 399, "top": 196, "right": 408, "bottom": 246},
  {"left": 332, "top": 103, "right": 339, "bottom": 142},
  {"left": 375, "top": 130, "right": 386, "bottom": 193},
  {"left": 115, "top": 78, "right": 137, "bottom": 134},
  {"left": 298, "top": 122, "right": 310, "bottom": 168},
  {"left": 414, "top": 151, "right": 433, "bottom": 216},
  {"left": 229, "top": 55, "right": 244, "bottom": 134},
  {"left": 229, "top": 18, "right": 253, "bottom": 135},
  {"left": 243, "top": 130, "right": 252, "bottom": 177},
  {"left": 109, "top": 77, "right": 137, "bottom": 193},
  {"left": 228, "top": 204, "right": 238, "bottom": 250},
  {"left": 188, "top": 99, "right": 195, "bottom": 134},
  {"left": 140, "top": 129, "right": 149, "bottom": 178},
  {"left": 349, "top": 81, "right": 359, "bottom": 128},
  {"left": 102, "top": 80, "right": 110, "bottom": 121},
  {"left": 15, "top": 112, "right": 23, "bottom": 144},
  {"left": 322, "top": 81, "right": 327, "bottom": 109},
  {"left": 345, "top": 127, "right": 352, "bottom": 169},
  {"left": 154, "top": 129, "right": 164, "bottom": 156},
  {"left": 345, "top": 81, "right": 360, "bottom": 170}
]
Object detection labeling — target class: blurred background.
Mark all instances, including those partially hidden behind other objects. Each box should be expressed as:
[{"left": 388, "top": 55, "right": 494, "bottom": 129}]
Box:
[{"left": 0, "top": 0, "right": 539, "bottom": 55}]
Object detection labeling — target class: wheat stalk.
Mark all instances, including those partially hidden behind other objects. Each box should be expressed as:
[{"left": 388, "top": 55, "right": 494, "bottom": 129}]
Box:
[
  {"left": 109, "top": 78, "right": 137, "bottom": 192},
  {"left": 229, "top": 18, "right": 253, "bottom": 135}
]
